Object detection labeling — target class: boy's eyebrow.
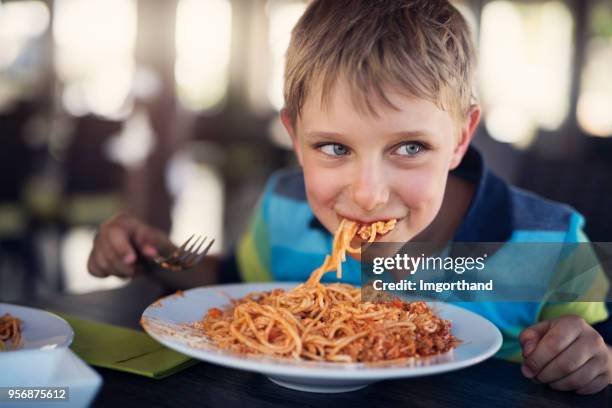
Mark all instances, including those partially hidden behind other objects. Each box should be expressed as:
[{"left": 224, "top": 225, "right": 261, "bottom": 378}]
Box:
[
  {"left": 303, "top": 130, "right": 437, "bottom": 140},
  {"left": 303, "top": 131, "right": 344, "bottom": 139},
  {"left": 388, "top": 130, "right": 437, "bottom": 140}
]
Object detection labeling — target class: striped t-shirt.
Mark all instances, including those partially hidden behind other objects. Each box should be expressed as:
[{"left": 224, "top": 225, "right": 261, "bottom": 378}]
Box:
[{"left": 236, "top": 146, "right": 609, "bottom": 361}]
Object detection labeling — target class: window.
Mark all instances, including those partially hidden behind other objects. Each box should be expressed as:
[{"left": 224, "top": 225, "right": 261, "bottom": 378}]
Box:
[
  {"left": 577, "top": 0, "right": 612, "bottom": 137},
  {"left": 479, "top": 1, "right": 573, "bottom": 146},
  {"left": 0, "top": 1, "right": 50, "bottom": 110},
  {"left": 54, "top": 0, "right": 137, "bottom": 119},
  {"left": 175, "top": 0, "right": 232, "bottom": 112}
]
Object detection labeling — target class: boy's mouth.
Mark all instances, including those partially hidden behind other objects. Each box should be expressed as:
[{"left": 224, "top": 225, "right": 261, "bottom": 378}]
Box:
[
  {"left": 339, "top": 216, "right": 403, "bottom": 242},
  {"left": 356, "top": 219, "right": 398, "bottom": 242}
]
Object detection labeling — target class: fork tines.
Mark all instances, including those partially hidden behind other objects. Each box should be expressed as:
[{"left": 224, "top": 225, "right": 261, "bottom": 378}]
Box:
[
  {"left": 177, "top": 235, "right": 215, "bottom": 267},
  {"left": 157, "top": 234, "right": 214, "bottom": 271}
]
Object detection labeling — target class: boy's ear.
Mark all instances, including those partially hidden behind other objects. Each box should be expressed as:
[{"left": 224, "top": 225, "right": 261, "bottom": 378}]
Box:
[
  {"left": 280, "top": 108, "right": 303, "bottom": 166},
  {"left": 450, "top": 105, "right": 481, "bottom": 170}
]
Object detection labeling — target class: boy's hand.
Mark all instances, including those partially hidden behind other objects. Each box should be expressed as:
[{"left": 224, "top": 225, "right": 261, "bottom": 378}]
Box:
[
  {"left": 88, "top": 213, "right": 175, "bottom": 279},
  {"left": 519, "top": 315, "right": 612, "bottom": 394}
]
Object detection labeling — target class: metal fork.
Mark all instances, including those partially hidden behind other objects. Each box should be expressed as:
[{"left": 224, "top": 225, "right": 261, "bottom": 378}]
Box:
[{"left": 149, "top": 234, "right": 214, "bottom": 272}]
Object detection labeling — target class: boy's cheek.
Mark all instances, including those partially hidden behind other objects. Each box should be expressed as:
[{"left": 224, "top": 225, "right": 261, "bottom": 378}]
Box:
[
  {"left": 406, "top": 200, "right": 443, "bottom": 235},
  {"left": 393, "top": 175, "right": 443, "bottom": 214},
  {"left": 400, "top": 184, "right": 446, "bottom": 234},
  {"left": 390, "top": 164, "right": 445, "bottom": 196},
  {"left": 303, "top": 170, "right": 345, "bottom": 205}
]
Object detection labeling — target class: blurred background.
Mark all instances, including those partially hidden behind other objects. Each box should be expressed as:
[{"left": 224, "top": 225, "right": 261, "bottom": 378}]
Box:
[{"left": 0, "top": 0, "right": 611, "bottom": 301}]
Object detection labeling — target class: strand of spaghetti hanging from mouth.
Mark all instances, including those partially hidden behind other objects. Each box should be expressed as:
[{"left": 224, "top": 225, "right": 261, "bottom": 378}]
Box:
[{"left": 306, "top": 218, "right": 397, "bottom": 285}]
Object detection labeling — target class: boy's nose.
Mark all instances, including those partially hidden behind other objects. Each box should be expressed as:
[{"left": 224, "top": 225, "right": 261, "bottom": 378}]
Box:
[{"left": 351, "top": 167, "right": 390, "bottom": 213}]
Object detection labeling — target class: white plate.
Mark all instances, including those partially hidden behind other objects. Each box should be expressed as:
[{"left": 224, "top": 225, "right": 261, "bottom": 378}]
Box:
[
  {"left": 0, "top": 303, "right": 74, "bottom": 351},
  {"left": 0, "top": 348, "right": 102, "bottom": 408},
  {"left": 141, "top": 283, "right": 503, "bottom": 393}
]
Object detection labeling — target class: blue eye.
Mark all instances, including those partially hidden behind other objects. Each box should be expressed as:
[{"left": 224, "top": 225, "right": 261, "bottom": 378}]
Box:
[
  {"left": 320, "top": 143, "right": 349, "bottom": 156},
  {"left": 394, "top": 142, "right": 424, "bottom": 156}
]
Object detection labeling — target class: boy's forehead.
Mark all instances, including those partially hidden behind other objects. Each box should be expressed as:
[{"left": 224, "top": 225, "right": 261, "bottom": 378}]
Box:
[{"left": 298, "top": 79, "right": 455, "bottom": 136}]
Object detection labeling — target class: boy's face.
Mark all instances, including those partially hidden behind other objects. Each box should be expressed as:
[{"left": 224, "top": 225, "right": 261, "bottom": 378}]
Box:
[{"left": 282, "top": 80, "right": 478, "bottom": 245}]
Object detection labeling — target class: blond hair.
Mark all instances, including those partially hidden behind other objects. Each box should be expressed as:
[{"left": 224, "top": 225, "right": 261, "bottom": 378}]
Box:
[{"left": 284, "top": 0, "right": 476, "bottom": 127}]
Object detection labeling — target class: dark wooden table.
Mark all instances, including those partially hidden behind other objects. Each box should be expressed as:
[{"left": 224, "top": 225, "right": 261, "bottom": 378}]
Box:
[{"left": 24, "top": 278, "right": 611, "bottom": 408}]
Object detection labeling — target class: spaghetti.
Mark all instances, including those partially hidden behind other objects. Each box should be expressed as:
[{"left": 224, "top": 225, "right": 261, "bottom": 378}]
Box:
[
  {"left": 0, "top": 313, "right": 23, "bottom": 351},
  {"left": 357, "top": 219, "right": 397, "bottom": 242},
  {"left": 199, "top": 219, "right": 458, "bottom": 362}
]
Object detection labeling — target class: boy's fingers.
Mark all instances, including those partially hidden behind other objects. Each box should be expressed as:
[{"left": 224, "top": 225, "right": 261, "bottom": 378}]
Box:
[
  {"left": 520, "top": 320, "right": 551, "bottom": 341},
  {"left": 547, "top": 357, "right": 602, "bottom": 392},
  {"left": 93, "top": 250, "right": 111, "bottom": 277},
  {"left": 134, "top": 227, "right": 175, "bottom": 257},
  {"left": 87, "top": 252, "right": 108, "bottom": 277},
  {"left": 98, "top": 239, "right": 134, "bottom": 278},
  {"left": 576, "top": 373, "right": 610, "bottom": 395},
  {"left": 109, "top": 255, "right": 136, "bottom": 278},
  {"left": 142, "top": 244, "right": 158, "bottom": 257},
  {"left": 89, "top": 213, "right": 150, "bottom": 278},
  {"left": 519, "top": 320, "right": 551, "bottom": 357},
  {"left": 522, "top": 318, "right": 583, "bottom": 378},
  {"left": 108, "top": 226, "right": 137, "bottom": 264},
  {"left": 534, "top": 335, "right": 591, "bottom": 383}
]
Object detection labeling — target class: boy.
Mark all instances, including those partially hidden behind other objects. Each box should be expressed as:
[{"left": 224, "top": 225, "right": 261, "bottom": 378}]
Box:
[{"left": 88, "top": 0, "right": 611, "bottom": 394}]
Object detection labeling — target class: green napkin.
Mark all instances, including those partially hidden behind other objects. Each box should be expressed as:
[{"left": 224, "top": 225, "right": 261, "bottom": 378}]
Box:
[{"left": 56, "top": 314, "right": 198, "bottom": 379}]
